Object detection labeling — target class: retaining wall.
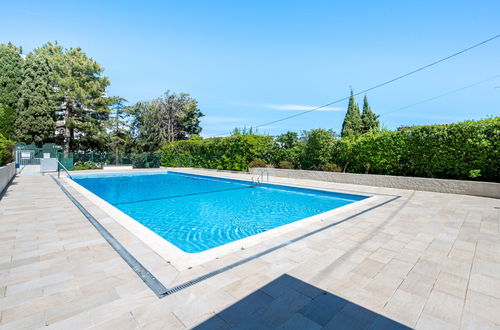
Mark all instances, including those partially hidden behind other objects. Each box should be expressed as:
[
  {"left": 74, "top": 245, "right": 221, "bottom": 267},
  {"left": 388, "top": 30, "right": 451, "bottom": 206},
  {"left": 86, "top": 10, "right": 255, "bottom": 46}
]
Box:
[
  {"left": 249, "top": 168, "right": 500, "bottom": 198},
  {"left": 0, "top": 162, "right": 16, "bottom": 195}
]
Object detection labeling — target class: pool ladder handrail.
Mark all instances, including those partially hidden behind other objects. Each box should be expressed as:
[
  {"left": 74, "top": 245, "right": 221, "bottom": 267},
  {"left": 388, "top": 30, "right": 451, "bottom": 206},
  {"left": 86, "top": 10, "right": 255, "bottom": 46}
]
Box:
[
  {"left": 57, "top": 160, "right": 73, "bottom": 179},
  {"left": 251, "top": 169, "right": 268, "bottom": 187}
]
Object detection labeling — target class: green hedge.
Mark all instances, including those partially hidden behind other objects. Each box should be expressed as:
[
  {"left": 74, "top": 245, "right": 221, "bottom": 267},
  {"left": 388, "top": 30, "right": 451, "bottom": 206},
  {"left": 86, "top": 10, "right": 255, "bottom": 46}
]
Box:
[
  {"left": 334, "top": 118, "right": 499, "bottom": 181},
  {"left": 0, "top": 133, "right": 15, "bottom": 166},
  {"left": 162, "top": 118, "right": 499, "bottom": 182},
  {"left": 162, "top": 135, "right": 274, "bottom": 171}
]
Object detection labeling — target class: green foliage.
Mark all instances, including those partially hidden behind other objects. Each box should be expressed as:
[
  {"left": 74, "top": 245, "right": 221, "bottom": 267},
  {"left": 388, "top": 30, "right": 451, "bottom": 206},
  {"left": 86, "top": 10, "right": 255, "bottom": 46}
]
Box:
[
  {"left": 248, "top": 159, "right": 268, "bottom": 168},
  {"left": 0, "top": 133, "right": 15, "bottom": 166},
  {"left": 300, "top": 129, "right": 336, "bottom": 170},
  {"left": 15, "top": 49, "right": 56, "bottom": 143},
  {"left": 162, "top": 118, "right": 499, "bottom": 182},
  {"left": 128, "top": 91, "right": 204, "bottom": 153},
  {"left": 0, "top": 43, "right": 22, "bottom": 140},
  {"left": 0, "top": 43, "right": 22, "bottom": 109},
  {"left": 42, "top": 42, "right": 113, "bottom": 152},
  {"left": 361, "top": 95, "right": 379, "bottom": 133},
  {"left": 162, "top": 134, "right": 273, "bottom": 171},
  {"left": 322, "top": 163, "right": 342, "bottom": 172},
  {"left": 341, "top": 90, "right": 362, "bottom": 137},
  {"left": 73, "top": 160, "right": 102, "bottom": 170},
  {"left": 131, "top": 153, "right": 161, "bottom": 168},
  {"left": 278, "top": 160, "right": 294, "bottom": 169},
  {"left": 0, "top": 105, "right": 16, "bottom": 140}
]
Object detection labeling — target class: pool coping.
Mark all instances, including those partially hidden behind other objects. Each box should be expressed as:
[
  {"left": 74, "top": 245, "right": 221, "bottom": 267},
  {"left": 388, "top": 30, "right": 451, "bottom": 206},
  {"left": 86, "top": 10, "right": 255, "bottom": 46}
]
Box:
[{"left": 62, "top": 170, "right": 384, "bottom": 270}]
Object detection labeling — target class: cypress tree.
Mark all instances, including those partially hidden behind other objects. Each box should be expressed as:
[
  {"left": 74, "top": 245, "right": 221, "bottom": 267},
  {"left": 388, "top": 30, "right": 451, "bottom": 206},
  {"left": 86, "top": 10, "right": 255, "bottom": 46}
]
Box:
[
  {"left": 341, "top": 89, "right": 362, "bottom": 137},
  {"left": 0, "top": 43, "right": 22, "bottom": 139},
  {"left": 361, "top": 94, "right": 379, "bottom": 133},
  {"left": 15, "top": 49, "right": 56, "bottom": 143}
]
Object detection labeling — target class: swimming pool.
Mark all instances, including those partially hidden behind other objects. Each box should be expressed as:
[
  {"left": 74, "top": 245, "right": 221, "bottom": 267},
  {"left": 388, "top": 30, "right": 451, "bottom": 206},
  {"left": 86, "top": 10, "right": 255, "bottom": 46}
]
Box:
[{"left": 72, "top": 171, "right": 367, "bottom": 253}]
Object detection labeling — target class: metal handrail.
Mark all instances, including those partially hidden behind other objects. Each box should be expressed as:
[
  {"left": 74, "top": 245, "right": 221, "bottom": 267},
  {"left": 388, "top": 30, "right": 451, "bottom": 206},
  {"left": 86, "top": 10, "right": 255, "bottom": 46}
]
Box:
[
  {"left": 57, "top": 160, "right": 73, "bottom": 179},
  {"left": 251, "top": 169, "right": 268, "bottom": 187}
]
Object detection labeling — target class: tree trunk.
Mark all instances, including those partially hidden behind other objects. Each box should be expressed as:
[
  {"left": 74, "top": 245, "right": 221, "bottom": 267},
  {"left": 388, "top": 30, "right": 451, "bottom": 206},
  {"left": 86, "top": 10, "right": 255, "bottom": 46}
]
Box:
[{"left": 64, "top": 100, "right": 73, "bottom": 154}]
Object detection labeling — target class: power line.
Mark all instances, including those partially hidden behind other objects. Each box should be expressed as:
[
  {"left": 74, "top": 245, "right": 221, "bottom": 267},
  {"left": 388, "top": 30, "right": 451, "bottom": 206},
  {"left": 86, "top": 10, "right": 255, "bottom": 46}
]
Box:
[
  {"left": 379, "top": 74, "right": 500, "bottom": 117},
  {"left": 208, "top": 34, "right": 500, "bottom": 137}
]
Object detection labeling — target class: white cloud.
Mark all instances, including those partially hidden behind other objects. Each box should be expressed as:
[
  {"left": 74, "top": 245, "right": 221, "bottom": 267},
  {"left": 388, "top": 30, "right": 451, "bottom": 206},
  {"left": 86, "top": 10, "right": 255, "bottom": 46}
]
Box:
[{"left": 264, "top": 104, "right": 345, "bottom": 111}]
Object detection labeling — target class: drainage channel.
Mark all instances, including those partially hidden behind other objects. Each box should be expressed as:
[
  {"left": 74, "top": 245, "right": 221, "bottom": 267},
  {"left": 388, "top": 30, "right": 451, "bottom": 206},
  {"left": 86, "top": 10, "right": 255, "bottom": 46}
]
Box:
[{"left": 51, "top": 176, "right": 168, "bottom": 298}]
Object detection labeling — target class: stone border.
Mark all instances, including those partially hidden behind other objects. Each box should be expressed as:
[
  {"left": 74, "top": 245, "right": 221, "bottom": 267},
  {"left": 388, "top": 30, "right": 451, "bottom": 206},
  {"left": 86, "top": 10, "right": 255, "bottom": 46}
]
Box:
[
  {"left": 0, "top": 162, "right": 16, "bottom": 197},
  {"left": 249, "top": 168, "right": 500, "bottom": 198}
]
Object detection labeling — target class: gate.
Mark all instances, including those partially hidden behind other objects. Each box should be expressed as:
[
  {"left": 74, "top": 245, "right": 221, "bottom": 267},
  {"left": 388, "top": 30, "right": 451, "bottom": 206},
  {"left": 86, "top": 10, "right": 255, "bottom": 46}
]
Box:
[{"left": 14, "top": 143, "right": 59, "bottom": 166}]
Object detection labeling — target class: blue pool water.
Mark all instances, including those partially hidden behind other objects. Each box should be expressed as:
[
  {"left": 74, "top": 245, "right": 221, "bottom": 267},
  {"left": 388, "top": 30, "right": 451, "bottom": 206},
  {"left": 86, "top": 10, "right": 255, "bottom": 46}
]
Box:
[{"left": 72, "top": 171, "right": 367, "bottom": 253}]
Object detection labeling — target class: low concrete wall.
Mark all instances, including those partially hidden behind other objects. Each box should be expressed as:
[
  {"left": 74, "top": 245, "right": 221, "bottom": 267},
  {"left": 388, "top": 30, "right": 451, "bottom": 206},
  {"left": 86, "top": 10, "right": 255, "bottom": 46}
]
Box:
[
  {"left": 0, "top": 162, "right": 16, "bottom": 194},
  {"left": 249, "top": 168, "right": 500, "bottom": 198}
]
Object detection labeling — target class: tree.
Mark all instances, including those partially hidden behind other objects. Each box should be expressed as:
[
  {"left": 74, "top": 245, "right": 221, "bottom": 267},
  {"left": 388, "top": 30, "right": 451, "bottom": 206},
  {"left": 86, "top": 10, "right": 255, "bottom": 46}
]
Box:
[
  {"left": 341, "top": 89, "right": 362, "bottom": 137},
  {"left": 15, "top": 49, "right": 56, "bottom": 143},
  {"left": 42, "top": 42, "right": 112, "bottom": 152},
  {"left": 108, "top": 98, "right": 130, "bottom": 163},
  {"left": 129, "top": 91, "right": 204, "bottom": 152},
  {"left": 0, "top": 43, "right": 22, "bottom": 139},
  {"left": 300, "top": 129, "right": 336, "bottom": 169},
  {"left": 361, "top": 94, "right": 379, "bottom": 133}
]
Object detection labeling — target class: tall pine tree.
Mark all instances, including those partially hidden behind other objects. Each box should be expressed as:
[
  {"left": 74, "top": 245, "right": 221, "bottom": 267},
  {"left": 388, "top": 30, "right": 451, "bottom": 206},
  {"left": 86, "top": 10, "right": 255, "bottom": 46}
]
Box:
[
  {"left": 341, "top": 89, "right": 362, "bottom": 137},
  {"left": 41, "top": 42, "right": 112, "bottom": 152},
  {"left": 361, "top": 94, "right": 379, "bottom": 133},
  {"left": 15, "top": 49, "right": 56, "bottom": 143},
  {"left": 0, "top": 43, "right": 22, "bottom": 139}
]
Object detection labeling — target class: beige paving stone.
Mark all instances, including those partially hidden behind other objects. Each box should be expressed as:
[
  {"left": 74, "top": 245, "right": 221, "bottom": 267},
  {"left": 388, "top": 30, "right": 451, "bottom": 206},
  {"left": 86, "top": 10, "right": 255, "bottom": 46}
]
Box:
[
  {"left": 141, "top": 312, "right": 186, "bottom": 329},
  {"left": 352, "top": 258, "right": 385, "bottom": 278},
  {"left": 415, "top": 313, "right": 458, "bottom": 330},
  {"left": 460, "top": 312, "right": 499, "bottom": 330},
  {"left": 468, "top": 273, "right": 500, "bottom": 299},
  {"left": 172, "top": 289, "right": 234, "bottom": 328},
  {"left": 383, "top": 289, "right": 427, "bottom": 326},
  {"left": 434, "top": 272, "right": 468, "bottom": 299},
  {"left": 471, "top": 258, "right": 500, "bottom": 279},
  {"left": 411, "top": 258, "right": 441, "bottom": 279},
  {"left": 0, "top": 311, "right": 45, "bottom": 329},
  {"left": 464, "top": 290, "right": 500, "bottom": 324},
  {"left": 422, "top": 289, "right": 464, "bottom": 326}
]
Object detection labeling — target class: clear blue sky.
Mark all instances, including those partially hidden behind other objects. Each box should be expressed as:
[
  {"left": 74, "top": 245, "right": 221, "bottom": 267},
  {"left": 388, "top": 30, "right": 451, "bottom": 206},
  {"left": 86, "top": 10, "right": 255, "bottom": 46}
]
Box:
[{"left": 1, "top": 0, "right": 499, "bottom": 137}]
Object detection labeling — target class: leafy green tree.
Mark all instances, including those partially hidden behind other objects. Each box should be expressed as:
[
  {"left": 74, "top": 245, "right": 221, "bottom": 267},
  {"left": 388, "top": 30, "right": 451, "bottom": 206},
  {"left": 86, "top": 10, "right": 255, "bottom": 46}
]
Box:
[
  {"left": 0, "top": 43, "right": 22, "bottom": 139},
  {"left": 300, "top": 129, "right": 336, "bottom": 169},
  {"left": 42, "top": 42, "right": 112, "bottom": 152},
  {"left": 341, "top": 89, "right": 362, "bottom": 137},
  {"left": 129, "top": 91, "right": 204, "bottom": 152},
  {"left": 361, "top": 95, "right": 379, "bottom": 133},
  {"left": 178, "top": 98, "right": 204, "bottom": 138},
  {"left": 15, "top": 49, "right": 56, "bottom": 143}
]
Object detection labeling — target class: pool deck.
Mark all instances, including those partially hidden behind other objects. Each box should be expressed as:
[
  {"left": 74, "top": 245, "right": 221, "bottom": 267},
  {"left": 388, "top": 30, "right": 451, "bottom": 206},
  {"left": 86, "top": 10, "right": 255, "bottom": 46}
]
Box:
[{"left": 0, "top": 168, "right": 499, "bottom": 329}]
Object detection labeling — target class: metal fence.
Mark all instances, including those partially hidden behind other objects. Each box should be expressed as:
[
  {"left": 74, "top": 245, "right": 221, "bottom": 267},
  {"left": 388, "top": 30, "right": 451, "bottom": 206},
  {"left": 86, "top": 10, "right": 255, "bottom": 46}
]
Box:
[{"left": 15, "top": 144, "right": 161, "bottom": 171}]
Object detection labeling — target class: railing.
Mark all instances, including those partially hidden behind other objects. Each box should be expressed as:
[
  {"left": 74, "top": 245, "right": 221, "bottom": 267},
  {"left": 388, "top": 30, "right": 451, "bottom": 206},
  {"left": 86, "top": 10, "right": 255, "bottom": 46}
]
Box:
[
  {"left": 57, "top": 160, "right": 73, "bottom": 179},
  {"left": 251, "top": 169, "right": 269, "bottom": 187}
]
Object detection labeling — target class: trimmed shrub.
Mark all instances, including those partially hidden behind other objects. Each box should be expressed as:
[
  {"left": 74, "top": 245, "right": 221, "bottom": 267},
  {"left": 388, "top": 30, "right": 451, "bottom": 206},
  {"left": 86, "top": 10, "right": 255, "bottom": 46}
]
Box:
[
  {"left": 162, "top": 135, "right": 274, "bottom": 171},
  {"left": 278, "top": 160, "right": 294, "bottom": 169},
  {"left": 248, "top": 159, "right": 267, "bottom": 168},
  {"left": 322, "top": 163, "right": 342, "bottom": 172}
]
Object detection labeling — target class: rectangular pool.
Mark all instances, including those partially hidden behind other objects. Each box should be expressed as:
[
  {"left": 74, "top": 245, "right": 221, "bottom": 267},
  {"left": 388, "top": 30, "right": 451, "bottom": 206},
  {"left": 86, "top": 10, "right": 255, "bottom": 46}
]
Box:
[{"left": 72, "top": 171, "right": 367, "bottom": 253}]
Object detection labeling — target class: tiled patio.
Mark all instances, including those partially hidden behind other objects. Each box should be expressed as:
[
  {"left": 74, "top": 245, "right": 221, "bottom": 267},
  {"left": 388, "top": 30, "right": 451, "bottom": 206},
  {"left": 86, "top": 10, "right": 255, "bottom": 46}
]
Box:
[{"left": 0, "top": 169, "right": 499, "bottom": 329}]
